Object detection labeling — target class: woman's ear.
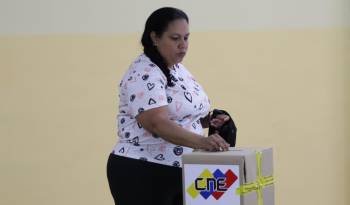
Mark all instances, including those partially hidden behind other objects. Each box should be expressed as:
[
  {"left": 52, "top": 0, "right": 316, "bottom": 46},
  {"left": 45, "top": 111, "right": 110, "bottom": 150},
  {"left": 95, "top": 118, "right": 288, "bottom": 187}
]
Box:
[{"left": 150, "top": 31, "right": 158, "bottom": 46}]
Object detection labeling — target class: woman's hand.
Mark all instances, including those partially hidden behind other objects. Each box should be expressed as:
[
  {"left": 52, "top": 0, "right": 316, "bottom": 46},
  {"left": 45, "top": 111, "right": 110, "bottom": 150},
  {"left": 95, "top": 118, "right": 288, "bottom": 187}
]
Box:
[
  {"left": 200, "top": 134, "right": 230, "bottom": 152},
  {"left": 210, "top": 114, "right": 230, "bottom": 128}
]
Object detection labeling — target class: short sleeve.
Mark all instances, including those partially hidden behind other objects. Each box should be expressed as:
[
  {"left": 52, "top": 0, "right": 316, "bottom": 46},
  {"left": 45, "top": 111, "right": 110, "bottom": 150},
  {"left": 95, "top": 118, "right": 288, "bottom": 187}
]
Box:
[{"left": 124, "top": 66, "right": 168, "bottom": 117}]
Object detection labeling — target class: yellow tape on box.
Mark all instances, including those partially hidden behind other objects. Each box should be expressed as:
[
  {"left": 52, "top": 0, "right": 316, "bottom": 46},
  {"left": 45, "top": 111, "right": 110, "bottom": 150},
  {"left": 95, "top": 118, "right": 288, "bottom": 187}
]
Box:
[{"left": 236, "top": 151, "right": 274, "bottom": 205}]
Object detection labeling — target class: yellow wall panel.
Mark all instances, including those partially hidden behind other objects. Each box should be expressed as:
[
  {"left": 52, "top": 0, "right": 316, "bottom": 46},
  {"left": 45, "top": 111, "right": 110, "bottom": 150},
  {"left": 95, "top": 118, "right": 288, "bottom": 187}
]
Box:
[{"left": 0, "top": 28, "right": 349, "bottom": 205}]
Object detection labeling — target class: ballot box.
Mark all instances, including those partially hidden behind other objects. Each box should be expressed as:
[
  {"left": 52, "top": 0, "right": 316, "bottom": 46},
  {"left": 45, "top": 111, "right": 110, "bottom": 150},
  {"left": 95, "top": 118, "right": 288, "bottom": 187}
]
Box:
[{"left": 182, "top": 147, "right": 274, "bottom": 205}]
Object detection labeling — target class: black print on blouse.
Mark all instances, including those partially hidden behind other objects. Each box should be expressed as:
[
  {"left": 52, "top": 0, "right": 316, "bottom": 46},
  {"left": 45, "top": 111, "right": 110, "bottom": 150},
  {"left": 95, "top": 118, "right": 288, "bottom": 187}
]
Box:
[
  {"left": 129, "top": 136, "right": 139, "bottom": 146},
  {"left": 197, "top": 119, "right": 201, "bottom": 124},
  {"left": 194, "top": 87, "right": 200, "bottom": 92},
  {"left": 173, "top": 161, "right": 180, "bottom": 167},
  {"left": 119, "top": 147, "right": 125, "bottom": 153},
  {"left": 160, "top": 79, "right": 165, "bottom": 85},
  {"left": 192, "top": 123, "right": 197, "bottom": 129},
  {"left": 120, "top": 110, "right": 126, "bottom": 114},
  {"left": 178, "top": 77, "right": 184, "bottom": 81},
  {"left": 142, "top": 74, "right": 149, "bottom": 81},
  {"left": 140, "top": 148, "right": 144, "bottom": 151},
  {"left": 138, "top": 108, "right": 145, "bottom": 113},
  {"left": 128, "top": 76, "right": 133, "bottom": 81},
  {"left": 182, "top": 114, "right": 191, "bottom": 121},
  {"left": 167, "top": 96, "right": 173, "bottom": 103},
  {"left": 124, "top": 132, "right": 130, "bottom": 138},
  {"left": 130, "top": 94, "right": 136, "bottom": 102},
  {"left": 133, "top": 70, "right": 136, "bottom": 73},
  {"left": 170, "top": 74, "right": 178, "bottom": 82},
  {"left": 173, "top": 146, "right": 184, "bottom": 156},
  {"left": 139, "top": 157, "right": 148, "bottom": 161},
  {"left": 181, "top": 85, "right": 186, "bottom": 90},
  {"left": 147, "top": 83, "right": 155, "bottom": 90},
  {"left": 149, "top": 63, "right": 156, "bottom": 67},
  {"left": 155, "top": 154, "right": 165, "bottom": 161},
  {"left": 199, "top": 103, "right": 203, "bottom": 110},
  {"left": 148, "top": 98, "right": 157, "bottom": 105},
  {"left": 137, "top": 122, "right": 143, "bottom": 129},
  {"left": 184, "top": 92, "right": 192, "bottom": 103},
  {"left": 120, "top": 118, "right": 125, "bottom": 124}
]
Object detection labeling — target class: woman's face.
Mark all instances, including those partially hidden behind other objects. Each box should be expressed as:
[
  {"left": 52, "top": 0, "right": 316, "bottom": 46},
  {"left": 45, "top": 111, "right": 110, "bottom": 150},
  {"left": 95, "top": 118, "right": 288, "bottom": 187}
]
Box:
[{"left": 152, "top": 19, "right": 189, "bottom": 68}]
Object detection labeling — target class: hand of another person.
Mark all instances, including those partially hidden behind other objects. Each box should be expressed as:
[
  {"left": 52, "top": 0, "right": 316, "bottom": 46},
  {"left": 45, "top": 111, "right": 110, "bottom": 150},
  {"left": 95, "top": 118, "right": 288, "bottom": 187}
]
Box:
[
  {"left": 210, "top": 114, "right": 230, "bottom": 128},
  {"left": 200, "top": 134, "right": 230, "bottom": 152}
]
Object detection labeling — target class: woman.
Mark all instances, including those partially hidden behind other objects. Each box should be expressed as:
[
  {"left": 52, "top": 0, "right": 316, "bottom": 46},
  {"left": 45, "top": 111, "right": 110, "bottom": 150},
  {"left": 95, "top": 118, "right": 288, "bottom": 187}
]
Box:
[{"left": 107, "top": 7, "right": 230, "bottom": 205}]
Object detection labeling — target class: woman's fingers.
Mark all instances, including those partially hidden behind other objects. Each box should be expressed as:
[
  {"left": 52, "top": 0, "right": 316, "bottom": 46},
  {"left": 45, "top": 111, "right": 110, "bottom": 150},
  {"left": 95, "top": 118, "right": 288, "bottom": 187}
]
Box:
[
  {"left": 206, "top": 134, "right": 230, "bottom": 151},
  {"left": 210, "top": 119, "right": 219, "bottom": 128},
  {"left": 210, "top": 114, "right": 230, "bottom": 128},
  {"left": 213, "top": 134, "right": 230, "bottom": 151},
  {"left": 208, "top": 139, "right": 220, "bottom": 151},
  {"left": 216, "top": 114, "right": 230, "bottom": 122}
]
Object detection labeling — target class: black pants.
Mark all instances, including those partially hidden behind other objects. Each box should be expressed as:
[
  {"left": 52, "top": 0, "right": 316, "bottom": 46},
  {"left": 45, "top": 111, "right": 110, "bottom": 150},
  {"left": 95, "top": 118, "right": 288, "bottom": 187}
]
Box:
[{"left": 106, "top": 154, "right": 183, "bottom": 205}]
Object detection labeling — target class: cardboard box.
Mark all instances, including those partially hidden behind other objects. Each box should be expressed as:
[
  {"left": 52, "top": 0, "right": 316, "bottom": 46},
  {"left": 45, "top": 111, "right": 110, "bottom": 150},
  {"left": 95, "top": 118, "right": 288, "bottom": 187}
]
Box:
[{"left": 182, "top": 147, "right": 274, "bottom": 205}]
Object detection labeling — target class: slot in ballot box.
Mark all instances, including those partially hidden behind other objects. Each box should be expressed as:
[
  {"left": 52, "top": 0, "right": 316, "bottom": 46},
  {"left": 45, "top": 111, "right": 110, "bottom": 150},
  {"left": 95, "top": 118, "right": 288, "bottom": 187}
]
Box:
[{"left": 182, "top": 147, "right": 274, "bottom": 205}]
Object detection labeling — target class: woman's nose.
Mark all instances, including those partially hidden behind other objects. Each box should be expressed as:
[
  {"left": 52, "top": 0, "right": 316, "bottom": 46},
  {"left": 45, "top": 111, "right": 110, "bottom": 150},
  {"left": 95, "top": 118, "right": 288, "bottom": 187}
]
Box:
[{"left": 179, "top": 39, "right": 187, "bottom": 49}]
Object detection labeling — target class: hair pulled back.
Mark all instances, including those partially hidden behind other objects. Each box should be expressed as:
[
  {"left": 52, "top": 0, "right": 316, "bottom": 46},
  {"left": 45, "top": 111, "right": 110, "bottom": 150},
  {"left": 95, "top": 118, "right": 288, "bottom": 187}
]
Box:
[{"left": 141, "top": 7, "right": 188, "bottom": 87}]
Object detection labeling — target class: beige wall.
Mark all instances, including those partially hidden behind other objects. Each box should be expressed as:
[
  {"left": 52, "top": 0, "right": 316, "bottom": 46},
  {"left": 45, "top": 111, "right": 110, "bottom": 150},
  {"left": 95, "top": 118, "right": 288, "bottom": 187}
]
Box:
[
  {"left": 345, "top": 28, "right": 350, "bottom": 205},
  {"left": 1, "top": 28, "right": 349, "bottom": 205},
  {"left": 0, "top": 1, "right": 349, "bottom": 205}
]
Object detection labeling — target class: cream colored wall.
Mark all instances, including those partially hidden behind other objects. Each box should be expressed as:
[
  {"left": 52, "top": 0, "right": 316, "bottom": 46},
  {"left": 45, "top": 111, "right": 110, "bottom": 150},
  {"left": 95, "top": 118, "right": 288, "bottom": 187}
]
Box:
[
  {"left": 1, "top": 28, "right": 349, "bottom": 205},
  {"left": 1, "top": 1, "right": 349, "bottom": 205},
  {"left": 344, "top": 29, "right": 350, "bottom": 204}
]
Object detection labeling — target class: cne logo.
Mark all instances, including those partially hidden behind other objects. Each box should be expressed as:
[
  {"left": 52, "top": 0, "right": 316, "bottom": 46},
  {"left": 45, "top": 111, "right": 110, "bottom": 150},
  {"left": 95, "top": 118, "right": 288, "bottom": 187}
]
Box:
[{"left": 186, "top": 168, "right": 238, "bottom": 200}]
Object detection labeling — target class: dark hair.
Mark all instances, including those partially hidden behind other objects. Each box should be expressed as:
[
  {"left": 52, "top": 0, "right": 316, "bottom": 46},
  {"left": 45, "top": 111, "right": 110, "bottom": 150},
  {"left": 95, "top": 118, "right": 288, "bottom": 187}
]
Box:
[{"left": 141, "top": 7, "right": 189, "bottom": 87}]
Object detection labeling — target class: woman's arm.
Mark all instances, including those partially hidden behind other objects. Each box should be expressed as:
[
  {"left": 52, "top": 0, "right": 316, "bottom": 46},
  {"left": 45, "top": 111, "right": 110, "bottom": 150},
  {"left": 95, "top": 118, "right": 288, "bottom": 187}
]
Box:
[{"left": 136, "top": 106, "right": 229, "bottom": 151}]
